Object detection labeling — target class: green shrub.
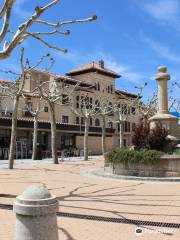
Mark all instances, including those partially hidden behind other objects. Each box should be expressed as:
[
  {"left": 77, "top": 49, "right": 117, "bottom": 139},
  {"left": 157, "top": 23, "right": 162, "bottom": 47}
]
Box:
[
  {"left": 107, "top": 148, "right": 163, "bottom": 165},
  {"left": 173, "top": 149, "right": 180, "bottom": 156}
]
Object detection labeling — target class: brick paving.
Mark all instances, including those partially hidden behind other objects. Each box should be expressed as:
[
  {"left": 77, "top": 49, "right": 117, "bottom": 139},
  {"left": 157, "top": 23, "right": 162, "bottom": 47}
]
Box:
[{"left": 0, "top": 157, "right": 180, "bottom": 239}]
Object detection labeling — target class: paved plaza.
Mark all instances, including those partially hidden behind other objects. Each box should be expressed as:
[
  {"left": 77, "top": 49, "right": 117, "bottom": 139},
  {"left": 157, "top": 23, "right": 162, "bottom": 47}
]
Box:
[{"left": 0, "top": 156, "right": 180, "bottom": 239}]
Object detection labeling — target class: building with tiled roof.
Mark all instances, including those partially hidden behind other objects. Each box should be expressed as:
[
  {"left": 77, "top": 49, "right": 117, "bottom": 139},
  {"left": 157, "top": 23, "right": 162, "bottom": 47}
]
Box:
[
  {"left": 0, "top": 60, "right": 141, "bottom": 159},
  {"left": 67, "top": 60, "right": 121, "bottom": 78}
]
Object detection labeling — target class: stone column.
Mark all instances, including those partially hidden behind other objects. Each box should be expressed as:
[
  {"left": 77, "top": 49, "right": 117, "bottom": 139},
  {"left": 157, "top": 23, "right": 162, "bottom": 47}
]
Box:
[
  {"left": 13, "top": 184, "right": 59, "bottom": 240},
  {"left": 155, "top": 66, "right": 170, "bottom": 114}
]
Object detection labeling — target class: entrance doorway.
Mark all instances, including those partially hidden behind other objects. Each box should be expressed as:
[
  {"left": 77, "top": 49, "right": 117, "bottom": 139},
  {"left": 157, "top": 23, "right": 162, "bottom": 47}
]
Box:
[{"left": 61, "top": 134, "right": 75, "bottom": 149}]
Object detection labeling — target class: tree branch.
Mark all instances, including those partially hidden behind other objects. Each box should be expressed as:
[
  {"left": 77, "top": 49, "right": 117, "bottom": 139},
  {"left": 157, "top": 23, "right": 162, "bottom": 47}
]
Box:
[
  {"left": 0, "top": 0, "right": 96, "bottom": 59},
  {"left": 24, "top": 33, "right": 67, "bottom": 53},
  {"left": 0, "top": 0, "right": 12, "bottom": 19},
  {"left": 26, "top": 29, "right": 70, "bottom": 37},
  {"left": 0, "top": 0, "right": 61, "bottom": 59},
  {"left": 34, "top": 15, "right": 97, "bottom": 28},
  {"left": 0, "top": 1, "right": 13, "bottom": 43}
]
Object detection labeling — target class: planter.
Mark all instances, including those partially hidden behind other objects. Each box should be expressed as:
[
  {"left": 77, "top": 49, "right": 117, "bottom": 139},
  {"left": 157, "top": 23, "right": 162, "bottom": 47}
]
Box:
[{"left": 108, "top": 155, "right": 180, "bottom": 177}]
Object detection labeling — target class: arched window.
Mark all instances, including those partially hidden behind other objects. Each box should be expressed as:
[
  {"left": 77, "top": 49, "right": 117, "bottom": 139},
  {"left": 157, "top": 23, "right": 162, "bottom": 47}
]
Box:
[
  {"left": 131, "top": 107, "right": 136, "bottom": 115},
  {"left": 95, "top": 100, "right": 100, "bottom": 111},
  {"left": 95, "top": 118, "right": 100, "bottom": 126},
  {"left": 122, "top": 104, "right": 127, "bottom": 114},
  {"left": 108, "top": 121, "right": 113, "bottom": 129},
  {"left": 89, "top": 117, "right": 93, "bottom": 126},
  {"left": 97, "top": 82, "right": 100, "bottom": 91},
  {"left": 108, "top": 101, "right": 113, "bottom": 112},
  {"left": 80, "top": 95, "right": 85, "bottom": 109},
  {"left": 89, "top": 97, "right": 92, "bottom": 109},
  {"left": 76, "top": 95, "right": 79, "bottom": 108}
]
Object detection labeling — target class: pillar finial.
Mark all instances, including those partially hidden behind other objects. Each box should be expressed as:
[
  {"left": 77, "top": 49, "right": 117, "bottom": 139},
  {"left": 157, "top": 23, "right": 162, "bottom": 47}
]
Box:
[
  {"left": 158, "top": 66, "right": 167, "bottom": 73},
  {"left": 155, "top": 66, "right": 170, "bottom": 81}
]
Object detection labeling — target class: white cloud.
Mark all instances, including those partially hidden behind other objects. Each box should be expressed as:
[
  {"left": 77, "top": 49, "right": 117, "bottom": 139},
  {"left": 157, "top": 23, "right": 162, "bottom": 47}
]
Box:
[
  {"left": 58, "top": 50, "right": 146, "bottom": 84},
  {"left": 139, "top": 0, "right": 180, "bottom": 29},
  {"left": 141, "top": 33, "right": 180, "bottom": 64},
  {"left": 104, "top": 58, "right": 146, "bottom": 84},
  {"left": 58, "top": 50, "right": 87, "bottom": 65},
  {"left": 144, "top": 0, "right": 179, "bottom": 20},
  {"left": 103, "top": 57, "right": 156, "bottom": 100}
]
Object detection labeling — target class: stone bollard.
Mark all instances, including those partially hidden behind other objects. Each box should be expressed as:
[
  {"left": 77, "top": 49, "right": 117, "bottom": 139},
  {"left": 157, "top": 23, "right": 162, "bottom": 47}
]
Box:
[{"left": 13, "top": 184, "right": 59, "bottom": 240}]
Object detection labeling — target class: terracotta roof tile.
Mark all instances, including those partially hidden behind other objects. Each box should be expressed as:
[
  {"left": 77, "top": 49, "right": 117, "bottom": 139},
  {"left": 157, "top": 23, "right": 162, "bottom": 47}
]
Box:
[{"left": 66, "top": 61, "right": 121, "bottom": 78}]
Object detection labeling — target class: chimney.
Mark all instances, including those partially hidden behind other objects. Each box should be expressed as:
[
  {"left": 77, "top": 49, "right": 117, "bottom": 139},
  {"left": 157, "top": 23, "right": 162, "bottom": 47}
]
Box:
[{"left": 99, "top": 59, "right": 104, "bottom": 68}]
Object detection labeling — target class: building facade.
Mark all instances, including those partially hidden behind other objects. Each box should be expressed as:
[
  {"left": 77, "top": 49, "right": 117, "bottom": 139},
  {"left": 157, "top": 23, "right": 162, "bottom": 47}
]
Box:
[{"left": 0, "top": 60, "right": 140, "bottom": 159}]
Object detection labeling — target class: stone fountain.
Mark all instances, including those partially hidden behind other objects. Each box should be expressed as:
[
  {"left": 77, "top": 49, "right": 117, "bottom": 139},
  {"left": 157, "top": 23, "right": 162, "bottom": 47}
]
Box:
[{"left": 149, "top": 66, "right": 180, "bottom": 140}]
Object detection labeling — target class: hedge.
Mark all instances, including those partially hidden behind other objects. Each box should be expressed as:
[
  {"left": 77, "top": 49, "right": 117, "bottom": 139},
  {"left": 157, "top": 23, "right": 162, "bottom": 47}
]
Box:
[{"left": 106, "top": 149, "right": 163, "bottom": 165}]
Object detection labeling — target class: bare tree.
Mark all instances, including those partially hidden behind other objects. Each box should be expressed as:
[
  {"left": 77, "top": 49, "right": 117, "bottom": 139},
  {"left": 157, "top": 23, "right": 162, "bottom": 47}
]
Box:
[
  {"left": 93, "top": 95, "right": 114, "bottom": 157},
  {"left": 113, "top": 99, "right": 132, "bottom": 148},
  {"left": 169, "top": 100, "right": 180, "bottom": 120},
  {"left": 23, "top": 96, "right": 44, "bottom": 160},
  {"left": 1, "top": 48, "right": 27, "bottom": 168},
  {"left": 23, "top": 56, "right": 55, "bottom": 161},
  {"left": 174, "top": 82, "right": 180, "bottom": 89},
  {"left": 0, "top": 1, "right": 96, "bottom": 169},
  {"left": 138, "top": 91, "right": 157, "bottom": 127},
  {"left": 31, "top": 100, "right": 41, "bottom": 160},
  {"left": 70, "top": 91, "right": 98, "bottom": 160},
  {"left": 0, "top": 49, "right": 55, "bottom": 168},
  {"left": 0, "top": 58, "right": 90, "bottom": 166},
  {"left": 170, "top": 82, "right": 180, "bottom": 118},
  {"left": 0, "top": 0, "right": 96, "bottom": 59},
  {"left": 37, "top": 76, "right": 81, "bottom": 164},
  {"left": 112, "top": 89, "right": 142, "bottom": 149}
]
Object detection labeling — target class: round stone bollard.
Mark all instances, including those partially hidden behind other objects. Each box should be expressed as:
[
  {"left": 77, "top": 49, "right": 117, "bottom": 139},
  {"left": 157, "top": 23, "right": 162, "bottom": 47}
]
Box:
[{"left": 13, "top": 184, "right": 59, "bottom": 240}]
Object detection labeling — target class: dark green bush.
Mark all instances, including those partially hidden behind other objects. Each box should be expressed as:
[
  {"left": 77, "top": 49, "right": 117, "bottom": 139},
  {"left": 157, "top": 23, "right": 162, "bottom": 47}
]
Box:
[{"left": 107, "top": 148, "right": 163, "bottom": 165}]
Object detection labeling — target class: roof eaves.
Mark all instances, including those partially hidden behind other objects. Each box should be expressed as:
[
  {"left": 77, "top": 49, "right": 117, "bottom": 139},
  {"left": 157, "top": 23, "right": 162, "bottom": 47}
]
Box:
[
  {"left": 55, "top": 75, "right": 95, "bottom": 88},
  {"left": 67, "top": 68, "right": 121, "bottom": 78},
  {"left": 115, "top": 89, "right": 140, "bottom": 98}
]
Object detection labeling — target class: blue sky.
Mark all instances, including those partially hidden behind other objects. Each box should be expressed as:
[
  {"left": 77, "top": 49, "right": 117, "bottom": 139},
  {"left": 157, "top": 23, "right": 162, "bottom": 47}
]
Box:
[{"left": 0, "top": 0, "right": 179, "bottom": 102}]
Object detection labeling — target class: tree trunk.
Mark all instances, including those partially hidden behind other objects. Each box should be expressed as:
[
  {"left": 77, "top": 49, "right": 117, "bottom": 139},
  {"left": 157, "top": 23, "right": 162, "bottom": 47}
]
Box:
[
  {"left": 144, "top": 115, "right": 148, "bottom": 128},
  {"left": 84, "top": 118, "right": 89, "bottom": 161},
  {"left": 8, "top": 95, "right": 19, "bottom": 169},
  {"left": 49, "top": 102, "right": 58, "bottom": 164},
  {"left": 119, "top": 121, "right": 123, "bottom": 149},
  {"left": 32, "top": 115, "right": 38, "bottom": 160},
  {"left": 102, "top": 115, "right": 106, "bottom": 157}
]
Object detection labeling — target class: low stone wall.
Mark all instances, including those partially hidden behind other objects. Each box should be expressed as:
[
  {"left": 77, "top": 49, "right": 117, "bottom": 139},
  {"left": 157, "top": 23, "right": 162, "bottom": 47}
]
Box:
[{"left": 107, "top": 155, "right": 180, "bottom": 177}]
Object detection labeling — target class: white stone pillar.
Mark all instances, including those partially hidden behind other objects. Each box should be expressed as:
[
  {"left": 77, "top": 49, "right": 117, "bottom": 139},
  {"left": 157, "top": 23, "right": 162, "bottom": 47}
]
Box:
[
  {"left": 13, "top": 184, "right": 59, "bottom": 240},
  {"left": 155, "top": 66, "right": 170, "bottom": 114}
]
